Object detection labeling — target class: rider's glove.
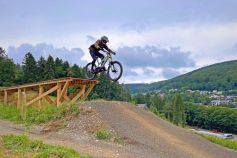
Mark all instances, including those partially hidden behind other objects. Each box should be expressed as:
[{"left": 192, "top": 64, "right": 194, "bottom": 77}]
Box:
[{"left": 111, "top": 51, "right": 116, "bottom": 55}]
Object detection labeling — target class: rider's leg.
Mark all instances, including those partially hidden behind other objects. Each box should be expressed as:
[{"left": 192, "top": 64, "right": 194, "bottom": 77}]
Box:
[
  {"left": 95, "top": 51, "right": 104, "bottom": 60},
  {"left": 89, "top": 51, "right": 97, "bottom": 72}
]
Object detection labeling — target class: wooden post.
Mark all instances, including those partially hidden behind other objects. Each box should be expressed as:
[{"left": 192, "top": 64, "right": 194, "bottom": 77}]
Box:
[
  {"left": 21, "top": 90, "right": 27, "bottom": 120},
  {"left": 17, "top": 89, "right": 22, "bottom": 108},
  {"left": 57, "top": 83, "right": 62, "bottom": 106},
  {"left": 38, "top": 86, "right": 44, "bottom": 108},
  {"left": 82, "top": 83, "right": 95, "bottom": 100},
  {"left": 4, "top": 90, "right": 7, "bottom": 104}
]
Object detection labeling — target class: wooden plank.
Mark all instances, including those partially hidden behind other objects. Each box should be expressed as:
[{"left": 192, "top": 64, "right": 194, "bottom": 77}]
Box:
[
  {"left": 4, "top": 90, "right": 7, "bottom": 103},
  {"left": 57, "top": 82, "right": 62, "bottom": 106},
  {"left": 26, "top": 85, "right": 58, "bottom": 107},
  {"left": 45, "top": 95, "right": 55, "bottom": 105},
  {"left": 70, "top": 85, "right": 86, "bottom": 104},
  {"left": 38, "top": 86, "right": 44, "bottom": 108},
  {"left": 0, "top": 77, "right": 74, "bottom": 91}
]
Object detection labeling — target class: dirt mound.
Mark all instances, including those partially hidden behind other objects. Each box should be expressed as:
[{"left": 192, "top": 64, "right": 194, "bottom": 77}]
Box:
[{"left": 0, "top": 101, "right": 236, "bottom": 158}]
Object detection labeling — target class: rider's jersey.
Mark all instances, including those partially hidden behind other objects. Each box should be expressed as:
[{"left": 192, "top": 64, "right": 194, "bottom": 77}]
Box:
[{"left": 89, "top": 39, "right": 111, "bottom": 52}]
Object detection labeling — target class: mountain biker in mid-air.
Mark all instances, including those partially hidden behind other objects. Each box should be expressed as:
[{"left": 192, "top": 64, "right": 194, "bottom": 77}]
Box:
[{"left": 89, "top": 36, "right": 115, "bottom": 72}]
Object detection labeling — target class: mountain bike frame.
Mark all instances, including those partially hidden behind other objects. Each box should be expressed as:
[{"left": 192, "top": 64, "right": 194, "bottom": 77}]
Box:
[{"left": 95, "top": 51, "right": 113, "bottom": 71}]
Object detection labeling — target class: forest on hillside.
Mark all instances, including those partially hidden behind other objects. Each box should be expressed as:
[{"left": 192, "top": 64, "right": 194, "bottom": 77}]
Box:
[
  {"left": 127, "top": 60, "right": 237, "bottom": 93},
  {"left": 0, "top": 47, "right": 130, "bottom": 101}
]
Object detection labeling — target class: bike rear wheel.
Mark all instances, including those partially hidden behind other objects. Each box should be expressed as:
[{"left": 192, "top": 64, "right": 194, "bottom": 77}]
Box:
[
  {"left": 84, "top": 62, "right": 96, "bottom": 80},
  {"left": 107, "top": 61, "right": 123, "bottom": 81}
]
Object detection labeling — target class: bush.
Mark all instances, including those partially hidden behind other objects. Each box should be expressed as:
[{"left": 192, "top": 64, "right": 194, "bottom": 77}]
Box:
[{"left": 96, "top": 129, "right": 112, "bottom": 140}]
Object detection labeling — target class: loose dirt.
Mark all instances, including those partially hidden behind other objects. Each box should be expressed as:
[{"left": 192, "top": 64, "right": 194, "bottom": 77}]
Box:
[{"left": 0, "top": 101, "right": 236, "bottom": 158}]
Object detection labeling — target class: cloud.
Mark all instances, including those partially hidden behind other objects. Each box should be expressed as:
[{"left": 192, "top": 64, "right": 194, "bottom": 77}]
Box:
[
  {"left": 116, "top": 45, "right": 195, "bottom": 69},
  {"left": 162, "top": 68, "right": 180, "bottom": 79},
  {"left": 7, "top": 43, "right": 87, "bottom": 66},
  {"left": 86, "top": 35, "right": 96, "bottom": 44},
  {"left": 119, "top": 22, "right": 151, "bottom": 33}
]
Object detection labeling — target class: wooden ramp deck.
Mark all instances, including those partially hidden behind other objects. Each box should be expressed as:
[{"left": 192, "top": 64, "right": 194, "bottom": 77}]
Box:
[{"left": 0, "top": 77, "right": 98, "bottom": 108}]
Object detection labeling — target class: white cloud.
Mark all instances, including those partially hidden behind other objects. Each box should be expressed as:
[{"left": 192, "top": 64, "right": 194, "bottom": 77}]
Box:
[{"left": 3, "top": 22, "right": 237, "bottom": 83}]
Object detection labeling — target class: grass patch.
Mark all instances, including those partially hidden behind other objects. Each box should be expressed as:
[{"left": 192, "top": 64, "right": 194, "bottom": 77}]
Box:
[
  {"left": 0, "top": 102, "right": 80, "bottom": 125},
  {"left": 114, "top": 136, "right": 126, "bottom": 146},
  {"left": 0, "top": 134, "right": 92, "bottom": 158},
  {"left": 199, "top": 134, "right": 237, "bottom": 150},
  {"left": 95, "top": 129, "right": 112, "bottom": 140}
]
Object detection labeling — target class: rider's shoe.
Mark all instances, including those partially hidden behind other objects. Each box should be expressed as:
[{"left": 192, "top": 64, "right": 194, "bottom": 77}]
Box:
[{"left": 101, "top": 66, "right": 106, "bottom": 71}]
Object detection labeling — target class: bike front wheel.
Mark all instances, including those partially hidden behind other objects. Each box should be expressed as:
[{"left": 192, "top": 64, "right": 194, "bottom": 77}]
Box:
[
  {"left": 84, "top": 62, "right": 96, "bottom": 80},
  {"left": 107, "top": 61, "right": 123, "bottom": 81}
]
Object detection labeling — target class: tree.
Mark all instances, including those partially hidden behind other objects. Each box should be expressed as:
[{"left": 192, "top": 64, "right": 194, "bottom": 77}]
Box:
[
  {"left": 22, "top": 52, "right": 38, "bottom": 83},
  {"left": 150, "top": 94, "right": 165, "bottom": 111},
  {"left": 14, "top": 64, "right": 24, "bottom": 84},
  {"left": 89, "top": 73, "right": 131, "bottom": 101},
  {"left": 70, "top": 64, "right": 83, "bottom": 78},
  {"left": 44, "top": 55, "right": 55, "bottom": 80},
  {"left": 172, "top": 94, "right": 186, "bottom": 126},
  {"left": 37, "top": 56, "right": 46, "bottom": 81},
  {"left": 55, "top": 57, "right": 65, "bottom": 78},
  {"left": 0, "top": 56, "right": 16, "bottom": 86},
  {"left": 62, "top": 61, "right": 71, "bottom": 77},
  {"left": 0, "top": 47, "right": 6, "bottom": 59}
]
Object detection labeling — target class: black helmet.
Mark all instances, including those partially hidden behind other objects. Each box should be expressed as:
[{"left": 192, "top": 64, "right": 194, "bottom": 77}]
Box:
[{"left": 101, "top": 36, "right": 109, "bottom": 44}]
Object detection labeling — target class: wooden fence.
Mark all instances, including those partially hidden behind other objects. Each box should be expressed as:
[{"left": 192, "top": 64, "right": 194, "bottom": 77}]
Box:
[{"left": 0, "top": 77, "right": 98, "bottom": 108}]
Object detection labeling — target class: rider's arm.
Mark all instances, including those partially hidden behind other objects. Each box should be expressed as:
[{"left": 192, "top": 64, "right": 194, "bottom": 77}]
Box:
[{"left": 103, "top": 44, "right": 112, "bottom": 52}]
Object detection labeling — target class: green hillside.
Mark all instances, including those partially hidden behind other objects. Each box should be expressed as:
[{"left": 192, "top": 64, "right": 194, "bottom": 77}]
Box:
[{"left": 127, "top": 60, "right": 237, "bottom": 93}]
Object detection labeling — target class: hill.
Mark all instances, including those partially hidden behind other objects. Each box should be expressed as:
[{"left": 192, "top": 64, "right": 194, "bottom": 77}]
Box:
[
  {"left": 0, "top": 101, "right": 236, "bottom": 158},
  {"left": 127, "top": 60, "right": 237, "bottom": 93}
]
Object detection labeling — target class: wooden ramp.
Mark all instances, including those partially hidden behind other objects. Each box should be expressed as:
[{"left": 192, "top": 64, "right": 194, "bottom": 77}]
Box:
[{"left": 0, "top": 77, "right": 98, "bottom": 108}]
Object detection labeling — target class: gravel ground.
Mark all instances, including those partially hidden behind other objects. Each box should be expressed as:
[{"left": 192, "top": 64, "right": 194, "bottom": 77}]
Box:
[{"left": 0, "top": 101, "right": 236, "bottom": 158}]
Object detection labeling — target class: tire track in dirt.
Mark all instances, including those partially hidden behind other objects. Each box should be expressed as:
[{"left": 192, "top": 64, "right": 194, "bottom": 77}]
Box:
[{"left": 93, "top": 101, "right": 237, "bottom": 158}]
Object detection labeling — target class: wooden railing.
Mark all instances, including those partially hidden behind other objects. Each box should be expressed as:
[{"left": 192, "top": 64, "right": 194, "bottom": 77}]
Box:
[{"left": 0, "top": 77, "right": 98, "bottom": 108}]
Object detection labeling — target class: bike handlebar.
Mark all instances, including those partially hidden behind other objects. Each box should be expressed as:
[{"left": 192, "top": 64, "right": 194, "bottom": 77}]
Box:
[{"left": 101, "top": 49, "right": 116, "bottom": 55}]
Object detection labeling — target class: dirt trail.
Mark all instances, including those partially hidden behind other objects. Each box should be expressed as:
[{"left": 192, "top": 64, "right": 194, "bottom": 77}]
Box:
[{"left": 0, "top": 101, "right": 237, "bottom": 158}]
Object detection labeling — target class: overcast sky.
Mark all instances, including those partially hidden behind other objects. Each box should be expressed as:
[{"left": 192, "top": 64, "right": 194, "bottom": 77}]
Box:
[{"left": 1, "top": 0, "right": 237, "bottom": 83}]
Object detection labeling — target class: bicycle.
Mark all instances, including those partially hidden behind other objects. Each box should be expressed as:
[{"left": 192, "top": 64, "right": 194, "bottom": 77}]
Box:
[{"left": 84, "top": 50, "right": 123, "bottom": 81}]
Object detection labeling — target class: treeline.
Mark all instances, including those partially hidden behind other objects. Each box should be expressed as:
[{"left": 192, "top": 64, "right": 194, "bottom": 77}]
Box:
[
  {"left": 186, "top": 103, "right": 237, "bottom": 133},
  {"left": 0, "top": 47, "right": 130, "bottom": 101},
  {"left": 132, "top": 92, "right": 237, "bottom": 134},
  {"left": 133, "top": 92, "right": 186, "bottom": 126}
]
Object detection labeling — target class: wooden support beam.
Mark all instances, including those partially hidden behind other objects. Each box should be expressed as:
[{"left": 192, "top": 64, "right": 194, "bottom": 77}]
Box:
[
  {"left": 58, "top": 81, "right": 70, "bottom": 103},
  {"left": 63, "top": 95, "right": 70, "bottom": 102},
  {"left": 38, "top": 86, "right": 44, "bottom": 108},
  {"left": 45, "top": 95, "right": 55, "bottom": 105},
  {"left": 17, "top": 89, "right": 22, "bottom": 108},
  {"left": 4, "top": 90, "right": 7, "bottom": 104},
  {"left": 26, "top": 85, "right": 58, "bottom": 107},
  {"left": 70, "top": 85, "right": 86, "bottom": 104},
  {"left": 21, "top": 91, "right": 27, "bottom": 120},
  {"left": 57, "top": 83, "right": 62, "bottom": 106},
  {"left": 82, "top": 83, "right": 95, "bottom": 100}
]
